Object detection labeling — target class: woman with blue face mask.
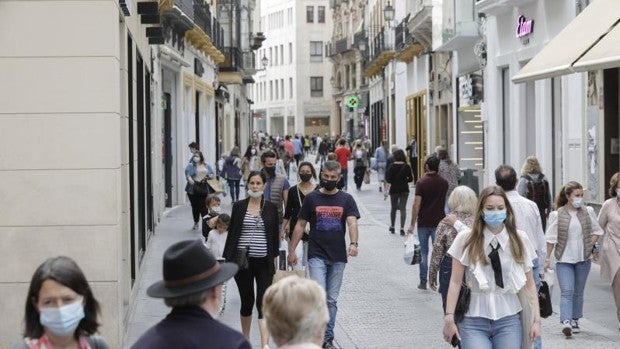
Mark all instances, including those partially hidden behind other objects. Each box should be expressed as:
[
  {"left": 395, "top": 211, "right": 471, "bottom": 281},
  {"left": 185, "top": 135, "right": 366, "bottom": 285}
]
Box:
[
  {"left": 12, "top": 256, "right": 107, "bottom": 349},
  {"left": 544, "top": 181, "right": 603, "bottom": 337},
  {"left": 442, "top": 186, "right": 540, "bottom": 349}
]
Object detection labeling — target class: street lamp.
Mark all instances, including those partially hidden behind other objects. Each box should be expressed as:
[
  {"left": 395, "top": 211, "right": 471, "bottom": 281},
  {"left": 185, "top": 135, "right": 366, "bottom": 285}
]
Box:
[
  {"left": 261, "top": 55, "right": 269, "bottom": 69},
  {"left": 384, "top": 1, "right": 394, "bottom": 22}
]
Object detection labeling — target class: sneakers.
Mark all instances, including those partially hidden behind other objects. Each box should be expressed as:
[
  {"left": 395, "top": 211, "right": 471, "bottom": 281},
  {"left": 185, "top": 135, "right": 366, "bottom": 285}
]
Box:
[
  {"left": 418, "top": 283, "right": 427, "bottom": 290},
  {"left": 562, "top": 320, "right": 572, "bottom": 337},
  {"left": 192, "top": 222, "right": 199, "bottom": 230},
  {"left": 322, "top": 340, "right": 336, "bottom": 349},
  {"left": 571, "top": 319, "right": 580, "bottom": 333}
]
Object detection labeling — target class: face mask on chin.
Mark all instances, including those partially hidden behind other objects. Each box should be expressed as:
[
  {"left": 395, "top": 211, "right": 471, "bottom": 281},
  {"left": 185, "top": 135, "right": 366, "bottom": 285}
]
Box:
[{"left": 247, "top": 190, "right": 263, "bottom": 198}]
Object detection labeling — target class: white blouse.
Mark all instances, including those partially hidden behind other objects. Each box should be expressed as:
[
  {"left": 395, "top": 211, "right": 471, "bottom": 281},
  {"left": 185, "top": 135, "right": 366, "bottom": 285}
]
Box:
[
  {"left": 545, "top": 206, "right": 603, "bottom": 263},
  {"left": 448, "top": 228, "right": 535, "bottom": 320}
]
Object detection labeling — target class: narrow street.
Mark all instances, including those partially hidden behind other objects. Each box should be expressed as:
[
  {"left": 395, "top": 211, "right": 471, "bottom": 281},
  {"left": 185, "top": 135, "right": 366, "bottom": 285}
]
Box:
[{"left": 124, "top": 157, "right": 620, "bottom": 348}]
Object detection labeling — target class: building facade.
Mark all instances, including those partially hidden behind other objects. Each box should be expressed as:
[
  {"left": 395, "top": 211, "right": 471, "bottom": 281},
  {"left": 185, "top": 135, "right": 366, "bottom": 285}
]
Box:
[{"left": 252, "top": 0, "right": 333, "bottom": 137}]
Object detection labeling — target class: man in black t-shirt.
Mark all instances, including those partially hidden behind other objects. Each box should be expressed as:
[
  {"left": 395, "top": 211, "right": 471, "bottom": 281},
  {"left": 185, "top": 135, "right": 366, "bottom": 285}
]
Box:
[
  {"left": 288, "top": 161, "right": 360, "bottom": 349},
  {"left": 406, "top": 155, "right": 448, "bottom": 290}
]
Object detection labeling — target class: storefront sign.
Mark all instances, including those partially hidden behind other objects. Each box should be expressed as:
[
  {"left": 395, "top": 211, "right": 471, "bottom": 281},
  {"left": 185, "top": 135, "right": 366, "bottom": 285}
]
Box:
[{"left": 516, "top": 15, "right": 534, "bottom": 38}]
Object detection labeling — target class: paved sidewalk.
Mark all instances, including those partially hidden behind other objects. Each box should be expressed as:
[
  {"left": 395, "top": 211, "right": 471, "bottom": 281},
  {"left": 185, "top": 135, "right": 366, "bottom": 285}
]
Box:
[{"left": 123, "top": 158, "right": 620, "bottom": 348}]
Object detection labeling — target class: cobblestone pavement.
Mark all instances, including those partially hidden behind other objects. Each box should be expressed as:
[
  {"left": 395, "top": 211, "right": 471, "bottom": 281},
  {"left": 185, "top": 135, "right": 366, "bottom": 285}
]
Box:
[{"left": 124, "top": 157, "right": 620, "bottom": 348}]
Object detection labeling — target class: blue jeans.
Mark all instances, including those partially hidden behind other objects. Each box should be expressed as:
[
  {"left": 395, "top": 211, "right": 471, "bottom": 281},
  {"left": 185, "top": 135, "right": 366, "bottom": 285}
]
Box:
[
  {"left": 531, "top": 258, "right": 542, "bottom": 349},
  {"left": 556, "top": 260, "right": 591, "bottom": 322},
  {"left": 460, "top": 314, "right": 522, "bottom": 349},
  {"left": 439, "top": 255, "right": 452, "bottom": 311},
  {"left": 418, "top": 227, "right": 436, "bottom": 284},
  {"left": 308, "top": 257, "right": 346, "bottom": 342}
]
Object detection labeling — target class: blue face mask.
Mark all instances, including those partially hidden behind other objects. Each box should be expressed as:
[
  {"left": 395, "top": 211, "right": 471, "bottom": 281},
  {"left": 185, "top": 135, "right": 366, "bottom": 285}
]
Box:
[
  {"left": 616, "top": 188, "right": 620, "bottom": 198},
  {"left": 572, "top": 197, "right": 583, "bottom": 208},
  {"left": 483, "top": 210, "right": 507, "bottom": 228},
  {"left": 39, "top": 300, "right": 85, "bottom": 337}
]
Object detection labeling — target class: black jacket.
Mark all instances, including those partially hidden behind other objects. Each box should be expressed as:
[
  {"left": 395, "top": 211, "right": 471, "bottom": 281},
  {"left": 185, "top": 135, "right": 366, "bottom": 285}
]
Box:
[
  {"left": 131, "top": 306, "right": 251, "bottom": 349},
  {"left": 223, "top": 197, "right": 280, "bottom": 274}
]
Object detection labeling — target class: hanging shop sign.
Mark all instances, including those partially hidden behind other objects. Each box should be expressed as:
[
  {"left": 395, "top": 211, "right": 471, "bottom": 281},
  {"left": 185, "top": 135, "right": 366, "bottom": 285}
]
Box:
[{"left": 346, "top": 95, "right": 360, "bottom": 109}]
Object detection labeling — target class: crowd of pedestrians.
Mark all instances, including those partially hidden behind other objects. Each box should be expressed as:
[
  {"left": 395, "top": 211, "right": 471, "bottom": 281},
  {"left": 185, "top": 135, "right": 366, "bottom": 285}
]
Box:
[{"left": 13, "top": 132, "right": 620, "bottom": 349}]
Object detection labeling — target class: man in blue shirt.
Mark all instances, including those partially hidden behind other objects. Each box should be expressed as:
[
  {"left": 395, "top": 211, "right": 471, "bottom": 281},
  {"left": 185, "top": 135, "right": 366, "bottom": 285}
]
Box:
[
  {"left": 288, "top": 160, "right": 360, "bottom": 349},
  {"left": 292, "top": 134, "right": 304, "bottom": 167}
]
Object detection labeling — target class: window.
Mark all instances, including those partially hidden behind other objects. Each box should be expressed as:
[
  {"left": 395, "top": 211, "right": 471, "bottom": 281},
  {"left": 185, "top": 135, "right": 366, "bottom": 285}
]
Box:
[
  {"left": 310, "top": 41, "right": 323, "bottom": 62},
  {"left": 280, "top": 44, "right": 284, "bottom": 65},
  {"left": 310, "top": 77, "right": 323, "bottom": 97},
  {"left": 289, "top": 77, "right": 293, "bottom": 98},
  {"left": 318, "top": 6, "right": 325, "bottom": 23},
  {"left": 306, "top": 6, "right": 314, "bottom": 23},
  {"left": 274, "top": 46, "right": 278, "bottom": 65},
  {"left": 270, "top": 81, "right": 273, "bottom": 100},
  {"left": 289, "top": 43, "right": 293, "bottom": 63},
  {"left": 275, "top": 80, "right": 279, "bottom": 99},
  {"left": 280, "top": 78, "right": 284, "bottom": 100},
  {"left": 269, "top": 47, "right": 273, "bottom": 66}
]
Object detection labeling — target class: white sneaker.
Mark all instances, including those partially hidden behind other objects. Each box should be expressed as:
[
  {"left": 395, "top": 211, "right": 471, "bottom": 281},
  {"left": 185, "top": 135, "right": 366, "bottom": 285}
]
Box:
[{"left": 571, "top": 319, "right": 580, "bottom": 333}]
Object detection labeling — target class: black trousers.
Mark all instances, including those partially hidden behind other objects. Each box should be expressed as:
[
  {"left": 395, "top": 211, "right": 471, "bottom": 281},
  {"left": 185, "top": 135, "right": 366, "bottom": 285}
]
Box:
[
  {"left": 188, "top": 193, "right": 207, "bottom": 223},
  {"left": 353, "top": 165, "right": 367, "bottom": 189},
  {"left": 234, "top": 257, "right": 273, "bottom": 318},
  {"left": 410, "top": 157, "right": 418, "bottom": 182}
]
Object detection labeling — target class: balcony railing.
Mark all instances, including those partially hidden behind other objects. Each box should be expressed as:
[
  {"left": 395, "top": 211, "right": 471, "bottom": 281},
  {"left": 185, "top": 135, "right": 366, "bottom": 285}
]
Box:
[
  {"left": 335, "top": 38, "right": 349, "bottom": 54},
  {"left": 220, "top": 47, "right": 244, "bottom": 71},
  {"left": 369, "top": 29, "right": 386, "bottom": 62},
  {"left": 441, "top": 0, "right": 478, "bottom": 48}
]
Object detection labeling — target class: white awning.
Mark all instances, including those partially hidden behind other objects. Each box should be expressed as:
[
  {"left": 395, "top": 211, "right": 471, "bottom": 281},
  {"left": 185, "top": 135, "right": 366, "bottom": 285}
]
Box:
[
  {"left": 574, "top": 21, "right": 620, "bottom": 71},
  {"left": 512, "top": 0, "right": 620, "bottom": 83}
]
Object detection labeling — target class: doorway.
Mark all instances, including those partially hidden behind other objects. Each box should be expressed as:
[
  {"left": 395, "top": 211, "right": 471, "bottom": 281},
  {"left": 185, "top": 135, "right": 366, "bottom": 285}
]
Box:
[
  {"left": 406, "top": 91, "right": 427, "bottom": 179},
  {"left": 164, "top": 93, "right": 173, "bottom": 207},
  {"left": 604, "top": 68, "right": 619, "bottom": 200}
]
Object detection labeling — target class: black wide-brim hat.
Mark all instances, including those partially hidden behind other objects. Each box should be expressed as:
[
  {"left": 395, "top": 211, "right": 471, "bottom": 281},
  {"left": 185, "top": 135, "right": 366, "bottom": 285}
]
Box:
[{"left": 147, "top": 239, "right": 238, "bottom": 299}]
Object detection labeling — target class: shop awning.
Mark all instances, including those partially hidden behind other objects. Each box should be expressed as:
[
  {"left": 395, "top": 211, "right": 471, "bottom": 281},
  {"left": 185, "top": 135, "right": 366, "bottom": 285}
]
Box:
[
  {"left": 573, "top": 21, "right": 620, "bottom": 71},
  {"left": 512, "top": 0, "right": 620, "bottom": 83}
]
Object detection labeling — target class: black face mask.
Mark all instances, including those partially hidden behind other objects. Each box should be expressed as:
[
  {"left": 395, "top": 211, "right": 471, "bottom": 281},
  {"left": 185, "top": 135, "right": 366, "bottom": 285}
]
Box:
[
  {"left": 321, "top": 179, "right": 338, "bottom": 191},
  {"left": 299, "top": 173, "right": 313, "bottom": 182},
  {"left": 264, "top": 166, "right": 276, "bottom": 176}
]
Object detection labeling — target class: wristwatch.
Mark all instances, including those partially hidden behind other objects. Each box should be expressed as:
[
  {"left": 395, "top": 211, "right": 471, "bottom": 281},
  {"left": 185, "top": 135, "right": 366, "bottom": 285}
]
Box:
[{"left": 350, "top": 241, "right": 358, "bottom": 247}]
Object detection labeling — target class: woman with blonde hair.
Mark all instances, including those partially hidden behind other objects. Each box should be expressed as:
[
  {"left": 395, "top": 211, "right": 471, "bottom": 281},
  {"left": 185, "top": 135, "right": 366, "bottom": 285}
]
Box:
[
  {"left": 263, "top": 276, "right": 328, "bottom": 349},
  {"left": 429, "top": 185, "right": 477, "bottom": 309},
  {"left": 545, "top": 181, "right": 603, "bottom": 337},
  {"left": 518, "top": 156, "right": 552, "bottom": 230},
  {"left": 598, "top": 172, "right": 620, "bottom": 331},
  {"left": 443, "top": 186, "right": 540, "bottom": 349}
]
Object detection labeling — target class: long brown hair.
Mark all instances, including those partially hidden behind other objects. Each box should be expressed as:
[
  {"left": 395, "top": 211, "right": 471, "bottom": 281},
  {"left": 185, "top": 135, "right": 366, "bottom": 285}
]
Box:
[
  {"left": 462, "top": 186, "right": 525, "bottom": 265},
  {"left": 555, "top": 181, "right": 582, "bottom": 208}
]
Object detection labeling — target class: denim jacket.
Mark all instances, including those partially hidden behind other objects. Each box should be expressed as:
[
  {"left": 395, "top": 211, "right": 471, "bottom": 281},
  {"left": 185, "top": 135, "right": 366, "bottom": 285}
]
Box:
[{"left": 185, "top": 163, "right": 214, "bottom": 194}]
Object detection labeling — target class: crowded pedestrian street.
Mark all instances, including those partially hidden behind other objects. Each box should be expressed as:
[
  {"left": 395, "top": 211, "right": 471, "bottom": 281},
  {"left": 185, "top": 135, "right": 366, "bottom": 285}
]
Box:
[{"left": 122, "top": 156, "right": 620, "bottom": 348}]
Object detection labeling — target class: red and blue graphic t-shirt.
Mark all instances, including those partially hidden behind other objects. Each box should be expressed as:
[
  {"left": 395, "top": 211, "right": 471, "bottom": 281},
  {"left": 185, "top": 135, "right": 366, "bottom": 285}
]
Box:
[{"left": 298, "top": 190, "right": 360, "bottom": 263}]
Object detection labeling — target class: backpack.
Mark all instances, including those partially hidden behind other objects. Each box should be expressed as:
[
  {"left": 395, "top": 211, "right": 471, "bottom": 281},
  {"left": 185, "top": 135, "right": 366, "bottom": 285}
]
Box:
[
  {"left": 524, "top": 174, "right": 550, "bottom": 214},
  {"left": 222, "top": 157, "right": 241, "bottom": 180}
]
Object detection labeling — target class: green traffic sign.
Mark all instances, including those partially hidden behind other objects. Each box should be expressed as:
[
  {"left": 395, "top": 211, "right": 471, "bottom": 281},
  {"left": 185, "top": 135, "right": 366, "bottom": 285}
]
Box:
[{"left": 346, "top": 95, "right": 359, "bottom": 109}]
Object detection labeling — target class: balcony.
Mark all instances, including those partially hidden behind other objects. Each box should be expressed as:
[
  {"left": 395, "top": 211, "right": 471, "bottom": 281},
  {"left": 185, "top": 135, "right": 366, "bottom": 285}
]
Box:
[
  {"left": 220, "top": 47, "right": 244, "bottom": 72},
  {"left": 251, "top": 32, "right": 266, "bottom": 50},
  {"left": 362, "top": 29, "right": 396, "bottom": 78},
  {"left": 159, "top": 0, "right": 224, "bottom": 64},
  {"left": 476, "top": 0, "right": 537, "bottom": 16},
  {"left": 435, "top": 0, "right": 480, "bottom": 51},
  {"left": 335, "top": 38, "right": 349, "bottom": 54},
  {"left": 394, "top": 18, "right": 425, "bottom": 63},
  {"left": 408, "top": 0, "right": 433, "bottom": 48}
]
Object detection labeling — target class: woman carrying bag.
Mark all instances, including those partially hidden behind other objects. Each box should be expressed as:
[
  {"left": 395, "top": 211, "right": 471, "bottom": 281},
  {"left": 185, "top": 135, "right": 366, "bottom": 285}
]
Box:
[
  {"left": 442, "top": 186, "right": 540, "bottom": 349},
  {"left": 544, "top": 181, "right": 603, "bottom": 337},
  {"left": 598, "top": 172, "right": 620, "bottom": 332},
  {"left": 185, "top": 151, "right": 214, "bottom": 230},
  {"left": 223, "top": 170, "right": 280, "bottom": 349}
]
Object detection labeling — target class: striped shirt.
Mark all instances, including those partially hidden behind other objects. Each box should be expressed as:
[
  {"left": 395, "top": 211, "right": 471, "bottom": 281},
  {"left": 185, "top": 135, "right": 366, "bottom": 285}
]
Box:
[{"left": 238, "top": 212, "right": 268, "bottom": 257}]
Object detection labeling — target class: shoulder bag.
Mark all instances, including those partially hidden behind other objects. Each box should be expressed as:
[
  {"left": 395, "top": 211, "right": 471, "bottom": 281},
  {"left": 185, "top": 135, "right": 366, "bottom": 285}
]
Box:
[
  {"left": 193, "top": 180, "right": 211, "bottom": 195},
  {"left": 454, "top": 282, "right": 471, "bottom": 323}
]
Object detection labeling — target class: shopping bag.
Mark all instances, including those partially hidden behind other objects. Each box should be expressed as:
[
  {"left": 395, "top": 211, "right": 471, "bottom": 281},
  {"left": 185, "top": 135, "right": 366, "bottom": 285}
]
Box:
[
  {"left": 538, "top": 280, "right": 553, "bottom": 318},
  {"left": 363, "top": 170, "right": 370, "bottom": 184},
  {"left": 206, "top": 178, "right": 224, "bottom": 194},
  {"left": 404, "top": 231, "right": 421, "bottom": 265}
]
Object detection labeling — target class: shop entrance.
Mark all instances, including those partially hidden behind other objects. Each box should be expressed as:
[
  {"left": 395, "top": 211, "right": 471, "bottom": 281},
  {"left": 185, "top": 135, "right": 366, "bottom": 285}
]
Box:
[
  {"left": 406, "top": 91, "right": 427, "bottom": 179},
  {"left": 604, "top": 68, "right": 619, "bottom": 199}
]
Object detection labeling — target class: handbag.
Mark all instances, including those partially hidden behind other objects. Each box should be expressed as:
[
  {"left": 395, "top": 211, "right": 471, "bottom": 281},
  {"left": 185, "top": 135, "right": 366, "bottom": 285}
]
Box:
[
  {"left": 273, "top": 267, "right": 306, "bottom": 284},
  {"left": 193, "top": 180, "right": 211, "bottom": 195},
  {"left": 363, "top": 170, "right": 370, "bottom": 184},
  {"left": 235, "top": 246, "right": 250, "bottom": 270},
  {"left": 454, "top": 283, "right": 471, "bottom": 323},
  {"left": 538, "top": 280, "right": 552, "bottom": 318}
]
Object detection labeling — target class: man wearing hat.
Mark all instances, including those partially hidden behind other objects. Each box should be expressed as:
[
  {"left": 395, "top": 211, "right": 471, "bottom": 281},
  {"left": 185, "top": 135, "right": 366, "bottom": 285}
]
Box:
[{"left": 131, "top": 239, "right": 250, "bottom": 349}]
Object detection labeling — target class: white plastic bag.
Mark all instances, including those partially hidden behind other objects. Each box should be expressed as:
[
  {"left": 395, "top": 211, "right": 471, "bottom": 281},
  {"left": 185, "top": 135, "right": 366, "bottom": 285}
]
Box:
[
  {"left": 404, "top": 228, "right": 421, "bottom": 265},
  {"left": 278, "top": 239, "right": 304, "bottom": 271}
]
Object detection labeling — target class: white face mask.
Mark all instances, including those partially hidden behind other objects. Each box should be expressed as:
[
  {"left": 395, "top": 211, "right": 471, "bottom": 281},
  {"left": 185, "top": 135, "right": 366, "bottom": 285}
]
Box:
[
  {"left": 247, "top": 190, "right": 263, "bottom": 198},
  {"left": 193, "top": 156, "right": 200, "bottom": 163},
  {"left": 211, "top": 206, "right": 221, "bottom": 214},
  {"left": 571, "top": 197, "right": 583, "bottom": 208},
  {"left": 39, "top": 300, "right": 85, "bottom": 337},
  {"left": 251, "top": 149, "right": 257, "bottom": 155}
]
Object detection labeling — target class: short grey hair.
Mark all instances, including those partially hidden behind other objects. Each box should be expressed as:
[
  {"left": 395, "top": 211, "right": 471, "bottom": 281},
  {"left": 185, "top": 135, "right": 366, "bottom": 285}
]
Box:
[
  {"left": 164, "top": 288, "right": 214, "bottom": 308},
  {"left": 322, "top": 160, "right": 341, "bottom": 174}
]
